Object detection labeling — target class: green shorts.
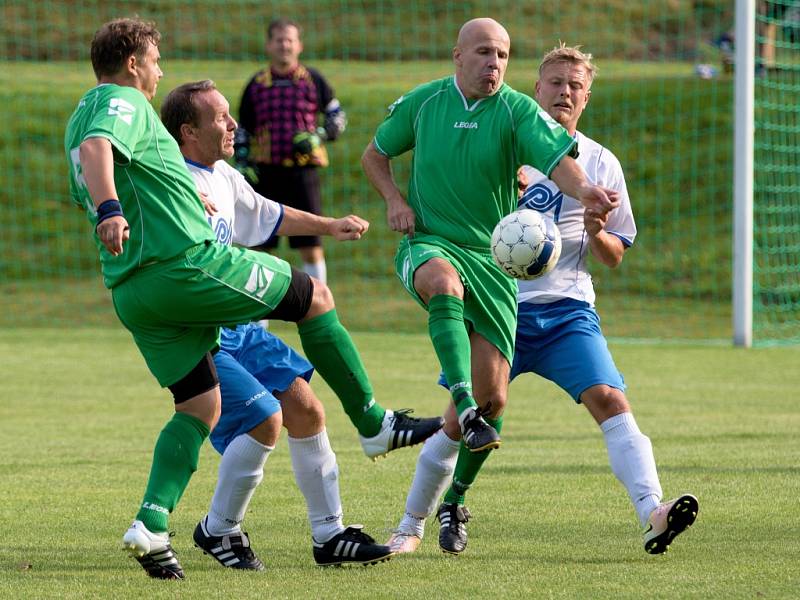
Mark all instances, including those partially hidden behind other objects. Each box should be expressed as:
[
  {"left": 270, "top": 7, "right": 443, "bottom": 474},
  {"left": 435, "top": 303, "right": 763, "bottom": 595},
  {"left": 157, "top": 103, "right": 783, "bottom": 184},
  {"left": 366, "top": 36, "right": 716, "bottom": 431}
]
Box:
[
  {"left": 112, "top": 241, "right": 292, "bottom": 387},
  {"left": 395, "top": 233, "right": 517, "bottom": 364}
]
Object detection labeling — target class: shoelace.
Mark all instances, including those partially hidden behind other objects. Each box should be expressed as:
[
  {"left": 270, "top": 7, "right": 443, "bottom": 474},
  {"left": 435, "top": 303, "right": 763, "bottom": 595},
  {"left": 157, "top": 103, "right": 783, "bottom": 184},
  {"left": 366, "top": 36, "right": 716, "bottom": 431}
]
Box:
[
  {"left": 341, "top": 527, "right": 377, "bottom": 544},
  {"left": 392, "top": 408, "right": 419, "bottom": 423}
]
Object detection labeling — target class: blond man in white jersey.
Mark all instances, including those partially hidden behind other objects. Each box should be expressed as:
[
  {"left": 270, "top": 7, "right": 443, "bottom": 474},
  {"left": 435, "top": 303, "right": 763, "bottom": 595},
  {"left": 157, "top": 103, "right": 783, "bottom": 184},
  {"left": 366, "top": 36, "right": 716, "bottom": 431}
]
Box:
[{"left": 387, "top": 44, "right": 699, "bottom": 556}]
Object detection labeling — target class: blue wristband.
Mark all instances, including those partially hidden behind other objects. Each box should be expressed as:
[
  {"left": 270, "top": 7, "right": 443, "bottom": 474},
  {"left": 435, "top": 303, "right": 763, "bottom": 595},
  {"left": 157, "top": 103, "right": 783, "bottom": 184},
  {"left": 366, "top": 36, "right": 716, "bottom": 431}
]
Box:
[{"left": 96, "top": 199, "right": 124, "bottom": 227}]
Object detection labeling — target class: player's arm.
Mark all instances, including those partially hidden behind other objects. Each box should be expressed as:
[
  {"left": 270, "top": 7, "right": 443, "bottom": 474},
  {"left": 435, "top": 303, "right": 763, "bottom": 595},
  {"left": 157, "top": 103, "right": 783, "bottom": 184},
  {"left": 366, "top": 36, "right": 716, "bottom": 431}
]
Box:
[
  {"left": 584, "top": 209, "right": 625, "bottom": 268},
  {"left": 79, "top": 136, "right": 130, "bottom": 256},
  {"left": 361, "top": 141, "right": 415, "bottom": 236},
  {"left": 278, "top": 205, "right": 368, "bottom": 241},
  {"left": 551, "top": 156, "right": 620, "bottom": 215}
]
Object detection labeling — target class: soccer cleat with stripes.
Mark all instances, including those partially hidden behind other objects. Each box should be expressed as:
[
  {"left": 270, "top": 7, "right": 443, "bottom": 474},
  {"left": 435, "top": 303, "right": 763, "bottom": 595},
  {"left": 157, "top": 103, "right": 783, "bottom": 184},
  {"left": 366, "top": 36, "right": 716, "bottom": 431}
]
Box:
[
  {"left": 437, "top": 502, "right": 470, "bottom": 555},
  {"left": 643, "top": 494, "right": 699, "bottom": 554},
  {"left": 313, "top": 525, "right": 395, "bottom": 566},
  {"left": 359, "top": 409, "right": 444, "bottom": 460},
  {"left": 192, "top": 517, "right": 265, "bottom": 570},
  {"left": 458, "top": 407, "right": 501, "bottom": 453},
  {"left": 122, "top": 520, "right": 185, "bottom": 580}
]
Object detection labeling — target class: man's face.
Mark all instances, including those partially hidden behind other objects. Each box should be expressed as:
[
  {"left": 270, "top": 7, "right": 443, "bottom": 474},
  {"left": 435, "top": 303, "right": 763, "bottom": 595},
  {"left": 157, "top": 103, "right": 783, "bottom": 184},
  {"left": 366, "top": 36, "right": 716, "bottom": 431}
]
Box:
[
  {"left": 134, "top": 42, "right": 163, "bottom": 100},
  {"left": 453, "top": 23, "right": 510, "bottom": 99},
  {"left": 191, "top": 90, "right": 238, "bottom": 163},
  {"left": 535, "top": 61, "right": 592, "bottom": 133},
  {"left": 267, "top": 25, "right": 302, "bottom": 69}
]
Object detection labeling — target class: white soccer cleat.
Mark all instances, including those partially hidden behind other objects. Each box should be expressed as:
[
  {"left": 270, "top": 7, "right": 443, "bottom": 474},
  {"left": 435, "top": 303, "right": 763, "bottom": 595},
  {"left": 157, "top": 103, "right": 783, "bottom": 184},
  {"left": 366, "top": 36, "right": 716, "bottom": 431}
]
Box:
[
  {"left": 122, "top": 520, "right": 184, "bottom": 580},
  {"left": 385, "top": 531, "right": 422, "bottom": 554},
  {"left": 643, "top": 494, "right": 699, "bottom": 555},
  {"left": 358, "top": 409, "right": 444, "bottom": 460}
]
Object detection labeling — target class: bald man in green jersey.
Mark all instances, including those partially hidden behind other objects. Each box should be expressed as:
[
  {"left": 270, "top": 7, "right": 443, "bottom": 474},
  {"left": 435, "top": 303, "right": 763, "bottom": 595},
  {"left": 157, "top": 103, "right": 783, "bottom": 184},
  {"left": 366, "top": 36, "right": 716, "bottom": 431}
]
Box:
[{"left": 362, "top": 17, "right": 619, "bottom": 554}]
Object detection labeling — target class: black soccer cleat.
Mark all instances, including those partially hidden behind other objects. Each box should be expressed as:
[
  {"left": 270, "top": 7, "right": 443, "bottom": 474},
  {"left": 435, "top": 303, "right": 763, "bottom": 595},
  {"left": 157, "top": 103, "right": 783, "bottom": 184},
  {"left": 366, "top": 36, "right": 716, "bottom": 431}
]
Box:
[
  {"left": 193, "top": 518, "right": 265, "bottom": 570},
  {"left": 359, "top": 409, "right": 445, "bottom": 460},
  {"left": 459, "top": 407, "right": 501, "bottom": 453},
  {"left": 122, "top": 520, "right": 185, "bottom": 580},
  {"left": 643, "top": 494, "right": 699, "bottom": 555},
  {"left": 437, "top": 502, "right": 471, "bottom": 555},
  {"left": 313, "top": 525, "right": 395, "bottom": 566}
]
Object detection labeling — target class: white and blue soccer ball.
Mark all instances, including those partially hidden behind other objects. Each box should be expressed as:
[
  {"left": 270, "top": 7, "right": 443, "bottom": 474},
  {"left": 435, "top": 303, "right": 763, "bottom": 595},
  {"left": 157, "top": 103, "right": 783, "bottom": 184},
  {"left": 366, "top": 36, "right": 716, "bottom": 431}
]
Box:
[{"left": 491, "top": 209, "right": 562, "bottom": 280}]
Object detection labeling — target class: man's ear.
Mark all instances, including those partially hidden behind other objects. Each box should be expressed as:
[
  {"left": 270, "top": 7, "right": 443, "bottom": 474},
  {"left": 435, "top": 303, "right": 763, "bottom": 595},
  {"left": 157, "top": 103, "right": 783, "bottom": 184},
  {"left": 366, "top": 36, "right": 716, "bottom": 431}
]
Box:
[
  {"left": 125, "top": 53, "right": 138, "bottom": 77},
  {"left": 180, "top": 122, "right": 197, "bottom": 143}
]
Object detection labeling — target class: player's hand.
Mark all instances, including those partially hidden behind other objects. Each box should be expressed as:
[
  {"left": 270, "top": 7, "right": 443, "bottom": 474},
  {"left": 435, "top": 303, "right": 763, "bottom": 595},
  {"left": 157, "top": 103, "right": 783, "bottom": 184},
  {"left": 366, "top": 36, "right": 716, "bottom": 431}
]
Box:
[
  {"left": 517, "top": 166, "right": 530, "bottom": 198},
  {"left": 199, "top": 191, "right": 217, "bottom": 216},
  {"left": 97, "top": 216, "right": 130, "bottom": 256},
  {"left": 330, "top": 215, "right": 369, "bottom": 241},
  {"left": 584, "top": 207, "right": 609, "bottom": 236},
  {"left": 576, "top": 184, "right": 620, "bottom": 215},
  {"left": 386, "top": 197, "right": 416, "bottom": 237}
]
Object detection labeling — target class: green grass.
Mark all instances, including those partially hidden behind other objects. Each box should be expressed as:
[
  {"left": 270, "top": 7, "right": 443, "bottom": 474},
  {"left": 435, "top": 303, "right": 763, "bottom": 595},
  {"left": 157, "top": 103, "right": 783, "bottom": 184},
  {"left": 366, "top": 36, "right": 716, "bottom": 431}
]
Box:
[{"left": 1, "top": 328, "right": 799, "bottom": 598}]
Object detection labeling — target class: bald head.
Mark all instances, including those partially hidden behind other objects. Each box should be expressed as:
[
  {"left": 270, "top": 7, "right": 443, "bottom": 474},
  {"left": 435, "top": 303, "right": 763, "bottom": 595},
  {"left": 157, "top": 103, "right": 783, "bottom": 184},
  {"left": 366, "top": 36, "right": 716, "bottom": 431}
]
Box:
[
  {"left": 456, "top": 18, "right": 509, "bottom": 50},
  {"left": 453, "top": 18, "right": 510, "bottom": 99}
]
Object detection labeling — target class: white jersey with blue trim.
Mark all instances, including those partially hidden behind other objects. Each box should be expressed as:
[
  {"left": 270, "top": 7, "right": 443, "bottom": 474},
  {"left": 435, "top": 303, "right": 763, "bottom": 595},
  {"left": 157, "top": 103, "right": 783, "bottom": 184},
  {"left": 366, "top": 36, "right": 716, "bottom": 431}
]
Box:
[
  {"left": 516, "top": 131, "right": 636, "bottom": 307},
  {"left": 186, "top": 159, "right": 284, "bottom": 247}
]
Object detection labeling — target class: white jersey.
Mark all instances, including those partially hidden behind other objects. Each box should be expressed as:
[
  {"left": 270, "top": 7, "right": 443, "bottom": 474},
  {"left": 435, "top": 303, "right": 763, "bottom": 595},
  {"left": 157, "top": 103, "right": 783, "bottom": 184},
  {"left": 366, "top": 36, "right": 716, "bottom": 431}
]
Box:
[
  {"left": 517, "top": 131, "right": 636, "bottom": 307},
  {"left": 185, "top": 159, "right": 283, "bottom": 247}
]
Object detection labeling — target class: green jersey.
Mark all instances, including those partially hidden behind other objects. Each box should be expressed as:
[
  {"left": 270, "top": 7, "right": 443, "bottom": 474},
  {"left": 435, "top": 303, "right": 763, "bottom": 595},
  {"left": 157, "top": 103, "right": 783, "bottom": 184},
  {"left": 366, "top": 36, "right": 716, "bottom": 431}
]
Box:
[
  {"left": 64, "top": 84, "right": 214, "bottom": 288},
  {"left": 374, "top": 76, "right": 577, "bottom": 249}
]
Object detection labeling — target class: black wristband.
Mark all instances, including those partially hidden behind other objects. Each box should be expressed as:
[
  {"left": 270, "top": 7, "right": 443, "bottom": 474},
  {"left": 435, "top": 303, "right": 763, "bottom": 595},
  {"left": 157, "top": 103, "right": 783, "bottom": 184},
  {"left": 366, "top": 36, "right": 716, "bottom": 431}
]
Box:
[{"left": 96, "top": 199, "right": 124, "bottom": 227}]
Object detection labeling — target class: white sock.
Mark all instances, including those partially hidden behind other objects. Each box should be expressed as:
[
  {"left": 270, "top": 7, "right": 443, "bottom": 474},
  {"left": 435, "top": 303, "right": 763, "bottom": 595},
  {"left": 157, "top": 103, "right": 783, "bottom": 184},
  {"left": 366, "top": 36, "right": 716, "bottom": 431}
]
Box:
[
  {"left": 206, "top": 434, "right": 272, "bottom": 536},
  {"left": 303, "top": 260, "right": 327, "bottom": 284},
  {"left": 600, "top": 412, "right": 662, "bottom": 527},
  {"left": 397, "top": 430, "right": 460, "bottom": 538},
  {"left": 288, "top": 430, "right": 344, "bottom": 543}
]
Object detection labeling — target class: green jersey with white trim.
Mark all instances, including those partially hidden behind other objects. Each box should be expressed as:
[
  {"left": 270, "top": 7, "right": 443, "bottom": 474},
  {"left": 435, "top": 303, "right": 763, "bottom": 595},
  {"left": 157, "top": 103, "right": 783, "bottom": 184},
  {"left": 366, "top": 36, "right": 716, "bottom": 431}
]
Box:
[
  {"left": 374, "top": 76, "right": 576, "bottom": 249},
  {"left": 64, "top": 84, "right": 214, "bottom": 288}
]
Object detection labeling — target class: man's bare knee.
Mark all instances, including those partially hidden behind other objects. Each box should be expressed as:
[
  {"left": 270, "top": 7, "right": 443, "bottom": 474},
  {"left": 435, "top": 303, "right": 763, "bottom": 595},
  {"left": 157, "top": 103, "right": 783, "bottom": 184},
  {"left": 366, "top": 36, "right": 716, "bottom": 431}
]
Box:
[
  {"left": 277, "top": 378, "right": 326, "bottom": 438},
  {"left": 247, "top": 411, "right": 283, "bottom": 447},
  {"left": 301, "top": 279, "right": 335, "bottom": 321},
  {"left": 413, "top": 259, "right": 464, "bottom": 305}
]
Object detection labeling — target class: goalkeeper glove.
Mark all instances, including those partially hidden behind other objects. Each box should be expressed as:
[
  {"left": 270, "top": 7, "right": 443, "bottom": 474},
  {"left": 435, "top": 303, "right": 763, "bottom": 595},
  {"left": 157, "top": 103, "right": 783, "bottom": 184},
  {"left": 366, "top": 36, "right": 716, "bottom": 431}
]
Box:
[{"left": 292, "top": 131, "right": 322, "bottom": 166}]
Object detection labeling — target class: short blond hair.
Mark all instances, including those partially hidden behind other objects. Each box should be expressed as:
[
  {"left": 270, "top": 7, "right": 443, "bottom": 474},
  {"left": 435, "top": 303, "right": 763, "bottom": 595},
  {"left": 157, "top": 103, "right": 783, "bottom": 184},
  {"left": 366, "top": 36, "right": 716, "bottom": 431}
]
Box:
[{"left": 538, "top": 42, "right": 597, "bottom": 83}]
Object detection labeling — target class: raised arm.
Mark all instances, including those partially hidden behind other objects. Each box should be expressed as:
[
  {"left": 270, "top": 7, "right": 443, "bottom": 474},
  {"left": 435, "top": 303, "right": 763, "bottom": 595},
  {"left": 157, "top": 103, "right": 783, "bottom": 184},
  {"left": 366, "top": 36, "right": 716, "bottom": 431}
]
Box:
[
  {"left": 79, "top": 137, "right": 130, "bottom": 256},
  {"left": 361, "top": 141, "right": 416, "bottom": 236},
  {"left": 278, "top": 206, "right": 368, "bottom": 241}
]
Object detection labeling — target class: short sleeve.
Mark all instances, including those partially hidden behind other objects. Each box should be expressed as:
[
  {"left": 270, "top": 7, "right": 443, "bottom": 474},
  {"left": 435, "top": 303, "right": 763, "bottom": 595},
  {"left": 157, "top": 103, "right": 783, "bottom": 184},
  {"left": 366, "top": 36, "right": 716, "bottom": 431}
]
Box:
[
  {"left": 514, "top": 95, "right": 577, "bottom": 178},
  {"left": 82, "top": 87, "right": 149, "bottom": 164},
  {"left": 373, "top": 92, "right": 417, "bottom": 158}
]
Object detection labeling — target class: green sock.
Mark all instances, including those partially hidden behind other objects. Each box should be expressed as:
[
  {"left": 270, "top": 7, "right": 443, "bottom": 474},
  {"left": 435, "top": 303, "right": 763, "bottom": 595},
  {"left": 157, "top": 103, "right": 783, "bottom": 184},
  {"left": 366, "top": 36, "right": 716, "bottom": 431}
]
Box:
[
  {"left": 443, "top": 414, "right": 504, "bottom": 505},
  {"left": 298, "top": 309, "right": 385, "bottom": 437},
  {"left": 135, "top": 412, "right": 210, "bottom": 533},
  {"left": 428, "top": 294, "right": 477, "bottom": 417}
]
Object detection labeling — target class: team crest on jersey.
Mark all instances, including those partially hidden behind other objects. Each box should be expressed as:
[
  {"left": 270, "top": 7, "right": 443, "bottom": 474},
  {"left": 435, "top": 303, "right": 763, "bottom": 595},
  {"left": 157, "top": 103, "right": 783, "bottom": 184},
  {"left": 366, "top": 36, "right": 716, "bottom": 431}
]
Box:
[
  {"left": 519, "top": 183, "right": 564, "bottom": 222},
  {"left": 453, "top": 121, "right": 478, "bottom": 129},
  {"left": 108, "top": 98, "right": 136, "bottom": 125}
]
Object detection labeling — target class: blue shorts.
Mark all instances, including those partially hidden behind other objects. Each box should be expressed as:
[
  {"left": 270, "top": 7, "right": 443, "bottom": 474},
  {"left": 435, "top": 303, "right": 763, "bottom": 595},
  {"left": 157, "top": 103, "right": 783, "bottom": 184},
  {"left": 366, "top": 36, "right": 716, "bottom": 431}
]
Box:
[
  {"left": 510, "top": 298, "right": 625, "bottom": 403},
  {"left": 210, "top": 324, "right": 314, "bottom": 454}
]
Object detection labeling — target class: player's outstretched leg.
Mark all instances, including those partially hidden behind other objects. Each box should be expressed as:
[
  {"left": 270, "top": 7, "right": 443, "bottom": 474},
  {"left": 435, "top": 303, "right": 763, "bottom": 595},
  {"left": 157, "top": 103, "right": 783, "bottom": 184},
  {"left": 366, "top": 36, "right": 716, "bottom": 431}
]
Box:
[
  {"left": 313, "top": 525, "right": 395, "bottom": 567},
  {"left": 298, "top": 303, "right": 442, "bottom": 459},
  {"left": 643, "top": 494, "right": 699, "bottom": 554}
]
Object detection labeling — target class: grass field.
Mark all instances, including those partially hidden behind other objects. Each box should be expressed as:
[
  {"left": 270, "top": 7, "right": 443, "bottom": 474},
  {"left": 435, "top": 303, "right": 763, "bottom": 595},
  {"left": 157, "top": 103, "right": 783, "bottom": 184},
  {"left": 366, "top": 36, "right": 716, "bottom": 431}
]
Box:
[{"left": 1, "top": 328, "right": 799, "bottom": 598}]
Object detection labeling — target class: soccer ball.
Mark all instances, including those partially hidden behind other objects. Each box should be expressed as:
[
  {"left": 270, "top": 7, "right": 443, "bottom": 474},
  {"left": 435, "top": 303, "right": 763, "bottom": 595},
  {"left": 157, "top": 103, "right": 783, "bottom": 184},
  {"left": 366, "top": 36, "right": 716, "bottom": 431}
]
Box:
[{"left": 490, "top": 209, "right": 562, "bottom": 280}]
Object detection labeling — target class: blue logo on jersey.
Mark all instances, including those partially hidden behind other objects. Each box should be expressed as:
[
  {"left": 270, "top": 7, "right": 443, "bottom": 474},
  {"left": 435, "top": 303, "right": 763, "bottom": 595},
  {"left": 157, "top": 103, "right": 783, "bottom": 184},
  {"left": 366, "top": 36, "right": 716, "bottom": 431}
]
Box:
[
  {"left": 209, "top": 216, "right": 233, "bottom": 245},
  {"left": 519, "top": 183, "right": 563, "bottom": 222}
]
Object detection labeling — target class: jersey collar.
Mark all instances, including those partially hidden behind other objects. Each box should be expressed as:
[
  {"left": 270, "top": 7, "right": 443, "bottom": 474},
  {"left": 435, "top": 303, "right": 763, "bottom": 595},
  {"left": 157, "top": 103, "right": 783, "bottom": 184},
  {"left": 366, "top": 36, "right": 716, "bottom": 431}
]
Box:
[{"left": 184, "top": 158, "right": 214, "bottom": 173}]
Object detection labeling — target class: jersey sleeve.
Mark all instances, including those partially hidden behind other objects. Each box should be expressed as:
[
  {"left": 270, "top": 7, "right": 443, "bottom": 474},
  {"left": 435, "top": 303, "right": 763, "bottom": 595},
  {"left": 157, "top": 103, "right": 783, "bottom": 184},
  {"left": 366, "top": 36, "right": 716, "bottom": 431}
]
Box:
[
  {"left": 599, "top": 150, "right": 637, "bottom": 247},
  {"left": 225, "top": 162, "right": 284, "bottom": 246},
  {"left": 372, "top": 90, "right": 417, "bottom": 157},
  {"left": 82, "top": 87, "right": 149, "bottom": 164},
  {"left": 513, "top": 95, "right": 577, "bottom": 178},
  {"left": 237, "top": 77, "right": 258, "bottom": 135},
  {"left": 310, "top": 68, "right": 335, "bottom": 110}
]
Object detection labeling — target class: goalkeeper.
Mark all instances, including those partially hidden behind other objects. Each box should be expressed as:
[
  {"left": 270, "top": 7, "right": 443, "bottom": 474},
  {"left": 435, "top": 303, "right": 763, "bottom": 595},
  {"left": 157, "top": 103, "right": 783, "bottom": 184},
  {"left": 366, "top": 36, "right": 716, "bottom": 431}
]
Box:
[{"left": 235, "top": 18, "right": 347, "bottom": 285}]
